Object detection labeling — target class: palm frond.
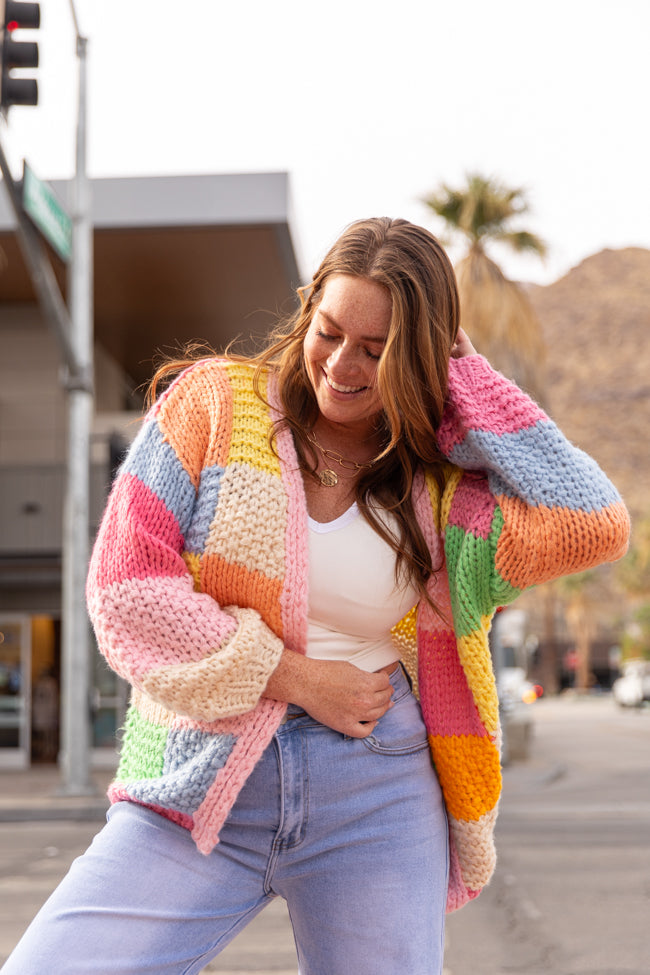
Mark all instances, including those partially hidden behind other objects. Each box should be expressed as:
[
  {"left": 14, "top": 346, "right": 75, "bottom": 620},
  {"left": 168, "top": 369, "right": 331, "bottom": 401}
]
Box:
[
  {"left": 423, "top": 172, "right": 544, "bottom": 255},
  {"left": 494, "top": 230, "right": 547, "bottom": 258},
  {"left": 423, "top": 186, "right": 470, "bottom": 240},
  {"left": 424, "top": 172, "right": 548, "bottom": 403},
  {"left": 456, "top": 249, "right": 547, "bottom": 403}
]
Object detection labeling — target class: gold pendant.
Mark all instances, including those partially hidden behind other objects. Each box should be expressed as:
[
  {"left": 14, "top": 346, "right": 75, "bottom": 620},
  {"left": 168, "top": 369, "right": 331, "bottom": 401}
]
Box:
[{"left": 318, "top": 468, "right": 338, "bottom": 487}]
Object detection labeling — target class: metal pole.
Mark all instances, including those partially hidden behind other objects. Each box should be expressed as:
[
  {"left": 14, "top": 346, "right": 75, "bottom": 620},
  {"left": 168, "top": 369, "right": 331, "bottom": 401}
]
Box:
[{"left": 58, "top": 24, "right": 94, "bottom": 795}]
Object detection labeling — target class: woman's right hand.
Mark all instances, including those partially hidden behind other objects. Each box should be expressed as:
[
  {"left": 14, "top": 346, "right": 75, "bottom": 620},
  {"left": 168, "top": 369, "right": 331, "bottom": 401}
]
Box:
[
  {"left": 451, "top": 326, "right": 477, "bottom": 358},
  {"left": 264, "top": 650, "right": 393, "bottom": 738}
]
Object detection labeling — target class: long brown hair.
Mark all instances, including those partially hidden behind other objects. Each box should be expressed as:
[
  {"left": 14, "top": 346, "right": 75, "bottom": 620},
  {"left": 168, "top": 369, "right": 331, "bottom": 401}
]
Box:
[{"left": 150, "top": 217, "right": 460, "bottom": 603}]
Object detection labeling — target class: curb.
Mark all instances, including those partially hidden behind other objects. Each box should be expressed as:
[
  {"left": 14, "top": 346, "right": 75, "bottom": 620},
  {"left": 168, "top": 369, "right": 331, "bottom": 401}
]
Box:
[{"left": 0, "top": 804, "right": 109, "bottom": 823}]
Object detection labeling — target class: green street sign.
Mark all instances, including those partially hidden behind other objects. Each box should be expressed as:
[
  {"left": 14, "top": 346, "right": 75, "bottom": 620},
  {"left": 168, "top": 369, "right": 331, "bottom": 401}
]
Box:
[{"left": 22, "top": 161, "right": 72, "bottom": 262}]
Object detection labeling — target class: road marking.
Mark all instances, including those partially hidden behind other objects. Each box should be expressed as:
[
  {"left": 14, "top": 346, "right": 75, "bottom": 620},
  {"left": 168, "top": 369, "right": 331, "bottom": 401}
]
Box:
[{"left": 501, "top": 802, "right": 650, "bottom": 817}]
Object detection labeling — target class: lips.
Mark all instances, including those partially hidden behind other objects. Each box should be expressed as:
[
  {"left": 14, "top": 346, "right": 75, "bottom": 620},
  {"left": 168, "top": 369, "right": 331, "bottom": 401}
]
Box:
[{"left": 323, "top": 370, "right": 367, "bottom": 394}]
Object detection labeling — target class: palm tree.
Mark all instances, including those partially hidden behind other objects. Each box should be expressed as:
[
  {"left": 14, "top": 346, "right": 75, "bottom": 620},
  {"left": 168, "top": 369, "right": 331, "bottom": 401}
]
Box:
[
  {"left": 423, "top": 173, "right": 547, "bottom": 402},
  {"left": 616, "top": 516, "right": 650, "bottom": 662},
  {"left": 559, "top": 571, "right": 599, "bottom": 692}
]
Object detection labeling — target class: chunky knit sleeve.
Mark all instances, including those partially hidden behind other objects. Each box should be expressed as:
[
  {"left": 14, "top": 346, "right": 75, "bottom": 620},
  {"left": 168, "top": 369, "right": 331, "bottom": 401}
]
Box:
[
  {"left": 86, "top": 361, "right": 284, "bottom": 721},
  {"left": 437, "top": 354, "right": 630, "bottom": 608}
]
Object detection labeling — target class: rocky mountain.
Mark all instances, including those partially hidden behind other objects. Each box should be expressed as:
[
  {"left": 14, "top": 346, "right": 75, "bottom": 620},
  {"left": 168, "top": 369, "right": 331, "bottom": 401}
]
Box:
[{"left": 526, "top": 247, "right": 650, "bottom": 521}]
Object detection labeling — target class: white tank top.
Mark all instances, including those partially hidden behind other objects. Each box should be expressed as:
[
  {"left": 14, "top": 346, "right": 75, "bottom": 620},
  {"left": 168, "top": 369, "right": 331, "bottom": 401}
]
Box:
[{"left": 307, "top": 503, "right": 418, "bottom": 672}]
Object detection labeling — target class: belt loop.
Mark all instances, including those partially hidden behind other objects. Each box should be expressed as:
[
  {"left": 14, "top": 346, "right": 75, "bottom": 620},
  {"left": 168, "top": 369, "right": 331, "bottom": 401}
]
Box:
[{"left": 280, "top": 709, "right": 307, "bottom": 725}]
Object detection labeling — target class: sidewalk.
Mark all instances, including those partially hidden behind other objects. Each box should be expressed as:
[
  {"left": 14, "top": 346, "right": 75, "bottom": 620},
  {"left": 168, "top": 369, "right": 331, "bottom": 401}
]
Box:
[
  {"left": 0, "top": 710, "right": 550, "bottom": 823},
  {"left": 0, "top": 725, "right": 557, "bottom": 975},
  {"left": 0, "top": 765, "right": 114, "bottom": 822},
  {"left": 0, "top": 765, "right": 299, "bottom": 974}
]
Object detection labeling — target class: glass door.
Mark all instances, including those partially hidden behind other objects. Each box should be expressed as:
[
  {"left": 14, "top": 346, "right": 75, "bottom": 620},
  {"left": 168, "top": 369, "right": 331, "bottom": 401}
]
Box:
[{"left": 0, "top": 616, "right": 31, "bottom": 768}]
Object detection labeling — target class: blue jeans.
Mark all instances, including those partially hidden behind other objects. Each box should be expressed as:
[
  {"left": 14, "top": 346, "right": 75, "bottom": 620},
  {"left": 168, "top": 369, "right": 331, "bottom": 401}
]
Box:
[{"left": 2, "top": 666, "right": 449, "bottom": 975}]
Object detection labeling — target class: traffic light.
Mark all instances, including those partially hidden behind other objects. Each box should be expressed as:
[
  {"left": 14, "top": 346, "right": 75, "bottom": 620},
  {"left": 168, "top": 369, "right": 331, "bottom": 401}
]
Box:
[{"left": 1, "top": 1, "right": 40, "bottom": 114}]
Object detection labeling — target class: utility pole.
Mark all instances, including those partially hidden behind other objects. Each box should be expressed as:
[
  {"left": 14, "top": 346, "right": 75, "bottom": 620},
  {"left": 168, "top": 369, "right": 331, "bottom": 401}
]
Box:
[
  {"left": 58, "top": 2, "right": 94, "bottom": 795},
  {"left": 0, "top": 1, "right": 94, "bottom": 793}
]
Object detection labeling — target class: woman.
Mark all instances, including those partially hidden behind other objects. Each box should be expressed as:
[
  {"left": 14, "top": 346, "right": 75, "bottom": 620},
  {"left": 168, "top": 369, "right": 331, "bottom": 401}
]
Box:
[{"left": 2, "top": 218, "right": 629, "bottom": 975}]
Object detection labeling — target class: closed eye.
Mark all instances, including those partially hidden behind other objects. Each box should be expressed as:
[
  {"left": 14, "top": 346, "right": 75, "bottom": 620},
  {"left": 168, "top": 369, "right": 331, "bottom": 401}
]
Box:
[
  {"left": 316, "top": 329, "right": 337, "bottom": 342},
  {"left": 316, "top": 329, "right": 382, "bottom": 361}
]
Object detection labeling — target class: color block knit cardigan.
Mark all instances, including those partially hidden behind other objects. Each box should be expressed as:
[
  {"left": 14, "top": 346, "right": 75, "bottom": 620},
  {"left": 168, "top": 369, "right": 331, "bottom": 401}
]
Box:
[{"left": 86, "top": 354, "right": 630, "bottom": 913}]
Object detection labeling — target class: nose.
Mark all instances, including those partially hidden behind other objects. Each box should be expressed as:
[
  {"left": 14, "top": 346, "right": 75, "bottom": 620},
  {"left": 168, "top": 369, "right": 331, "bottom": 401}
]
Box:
[{"left": 327, "top": 338, "right": 359, "bottom": 374}]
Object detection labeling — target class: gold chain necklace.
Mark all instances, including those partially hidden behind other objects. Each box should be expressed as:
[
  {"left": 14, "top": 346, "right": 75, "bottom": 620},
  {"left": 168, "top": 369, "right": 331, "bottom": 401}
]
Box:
[{"left": 307, "top": 433, "right": 375, "bottom": 487}]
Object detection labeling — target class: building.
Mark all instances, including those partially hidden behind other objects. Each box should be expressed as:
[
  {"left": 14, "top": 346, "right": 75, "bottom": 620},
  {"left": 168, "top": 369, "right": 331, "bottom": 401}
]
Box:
[{"left": 0, "top": 171, "right": 301, "bottom": 767}]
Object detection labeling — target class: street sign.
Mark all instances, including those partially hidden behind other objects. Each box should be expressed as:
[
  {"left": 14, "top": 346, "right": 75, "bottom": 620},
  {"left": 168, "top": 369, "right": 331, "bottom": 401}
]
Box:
[{"left": 21, "top": 161, "right": 72, "bottom": 262}]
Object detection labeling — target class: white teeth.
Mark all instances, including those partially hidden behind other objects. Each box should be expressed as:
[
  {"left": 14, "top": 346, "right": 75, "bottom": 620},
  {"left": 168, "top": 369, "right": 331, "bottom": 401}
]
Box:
[{"left": 325, "top": 372, "right": 365, "bottom": 394}]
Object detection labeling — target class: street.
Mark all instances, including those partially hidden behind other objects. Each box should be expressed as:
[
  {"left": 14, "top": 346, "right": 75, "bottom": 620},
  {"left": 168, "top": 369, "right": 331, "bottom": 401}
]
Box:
[
  {"left": 444, "top": 694, "right": 650, "bottom": 975},
  {"left": 1, "top": 694, "right": 648, "bottom": 974}
]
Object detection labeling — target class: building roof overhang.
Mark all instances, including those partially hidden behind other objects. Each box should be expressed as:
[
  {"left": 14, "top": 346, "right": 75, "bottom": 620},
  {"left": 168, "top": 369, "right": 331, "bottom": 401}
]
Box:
[{"left": 0, "top": 171, "right": 303, "bottom": 388}]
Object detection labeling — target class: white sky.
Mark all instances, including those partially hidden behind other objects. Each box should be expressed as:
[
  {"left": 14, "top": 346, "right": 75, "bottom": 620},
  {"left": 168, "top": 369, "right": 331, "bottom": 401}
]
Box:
[{"left": 3, "top": 0, "right": 650, "bottom": 284}]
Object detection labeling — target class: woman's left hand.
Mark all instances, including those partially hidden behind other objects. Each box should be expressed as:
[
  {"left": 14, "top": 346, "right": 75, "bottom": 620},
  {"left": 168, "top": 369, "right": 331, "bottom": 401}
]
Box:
[{"left": 451, "top": 327, "right": 477, "bottom": 358}]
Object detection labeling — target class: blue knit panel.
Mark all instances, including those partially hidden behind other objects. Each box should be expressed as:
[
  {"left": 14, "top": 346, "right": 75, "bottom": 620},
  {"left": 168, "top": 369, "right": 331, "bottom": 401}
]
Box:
[
  {"left": 125, "top": 728, "right": 236, "bottom": 816},
  {"left": 122, "top": 420, "right": 196, "bottom": 536},
  {"left": 447, "top": 421, "right": 621, "bottom": 512},
  {"left": 185, "top": 464, "right": 225, "bottom": 553}
]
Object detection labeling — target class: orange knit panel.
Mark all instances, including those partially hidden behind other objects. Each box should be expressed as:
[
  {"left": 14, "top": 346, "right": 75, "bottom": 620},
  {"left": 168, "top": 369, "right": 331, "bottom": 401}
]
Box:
[
  {"left": 429, "top": 734, "right": 502, "bottom": 821},
  {"left": 496, "top": 496, "right": 630, "bottom": 590},
  {"left": 157, "top": 362, "right": 234, "bottom": 486},
  {"left": 201, "top": 553, "right": 284, "bottom": 638}
]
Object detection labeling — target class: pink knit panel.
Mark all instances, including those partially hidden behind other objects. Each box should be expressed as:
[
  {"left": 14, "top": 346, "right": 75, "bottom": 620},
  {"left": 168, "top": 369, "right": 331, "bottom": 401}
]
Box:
[
  {"left": 89, "top": 575, "right": 238, "bottom": 681},
  {"left": 447, "top": 475, "right": 497, "bottom": 540},
  {"left": 418, "top": 629, "right": 487, "bottom": 738},
  {"left": 439, "top": 356, "right": 547, "bottom": 452},
  {"left": 89, "top": 474, "right": 186, "bottom": 589},
  {"left": 191, "top": 697, "right": 287, "bottom": 853}
]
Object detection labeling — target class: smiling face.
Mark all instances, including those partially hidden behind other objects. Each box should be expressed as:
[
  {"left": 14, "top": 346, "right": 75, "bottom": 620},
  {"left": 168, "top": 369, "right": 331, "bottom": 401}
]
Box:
[{"left": 303, "top": 274, "right": 392, "bottom": 438}]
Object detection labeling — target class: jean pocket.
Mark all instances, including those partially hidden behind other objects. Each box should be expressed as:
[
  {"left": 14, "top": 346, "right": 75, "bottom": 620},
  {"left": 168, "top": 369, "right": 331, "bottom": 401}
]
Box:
[{"left": 361, "top": 691, "right": 429, "bottom": 756}]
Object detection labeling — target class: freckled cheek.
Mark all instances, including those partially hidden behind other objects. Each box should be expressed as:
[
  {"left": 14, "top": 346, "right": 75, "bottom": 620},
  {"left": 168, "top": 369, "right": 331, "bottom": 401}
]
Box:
[
  {"left": 303, "top": 339, "right": 324, "bottom": 389},
  {"left": 305, "top": 336, "right": 332, "bottom": 372}
]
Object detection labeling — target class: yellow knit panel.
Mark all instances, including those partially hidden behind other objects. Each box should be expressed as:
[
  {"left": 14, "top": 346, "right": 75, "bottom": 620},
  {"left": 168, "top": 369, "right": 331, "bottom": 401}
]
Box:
[
  {"left": 423, "top": 468, "right": 442, "bottom": 535},
  {"left": 391, "top": 605, "right": 419, "bottom": 697},
  {"left": 439, "top": 466, "right": 463, "bottom": 532},
  {"left": 457, "top": 615, "right": 499, "bottom": 739},
  {"left": 182, "top": 552, "right": 202, "bottom": 592},
  {"left": 225, "top": 365, "right": 282, "bottom": 477}
]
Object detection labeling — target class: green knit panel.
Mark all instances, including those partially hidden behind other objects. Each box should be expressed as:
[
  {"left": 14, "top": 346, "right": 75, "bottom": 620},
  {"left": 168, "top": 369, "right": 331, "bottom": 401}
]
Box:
[
  {"left": 445, "top": 514, "right": 520, "bottom": 638},
  {"left": 487, "top": 506, "right": 522, "bottom": 608},
  {"left": 115, "top": 706, "right": 168, "bottom": 783}
]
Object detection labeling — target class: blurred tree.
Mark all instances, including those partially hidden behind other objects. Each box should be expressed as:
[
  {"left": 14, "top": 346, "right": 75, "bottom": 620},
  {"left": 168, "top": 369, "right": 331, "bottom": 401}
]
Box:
[
  {"left": 616, "top": 516, "right": 650, "bottom": 661},
  {"left": 538, "top": 583, "right": 561, "bottom": 695},
  {"left": 560, "top": 571, "right": 599, "bottom": 692},
  {"left": 616, "top": 515, "right": 650, "bottom": 600},
  {"left": 620, "top": 604, "right": 650, "bottom": 662},
  {"left": 423, "top": 173, "right": 547, "bottom": 402}
]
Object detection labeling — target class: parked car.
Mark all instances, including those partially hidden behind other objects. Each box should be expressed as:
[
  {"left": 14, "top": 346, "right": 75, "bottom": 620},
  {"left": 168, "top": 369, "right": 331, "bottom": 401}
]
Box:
[
  {"left": 612, "top": 660, "right": 650, "bottom": 707},
  {"left": 497, "top": 666, "right": 543, "bottom": 709}
]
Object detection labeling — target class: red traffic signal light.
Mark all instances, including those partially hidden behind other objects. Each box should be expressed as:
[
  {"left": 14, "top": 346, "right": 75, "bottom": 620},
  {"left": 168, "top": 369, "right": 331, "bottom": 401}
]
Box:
[
  {"left": 3, "top": 0, "right": 40, "bottom": 29},
  {"left": 1, "top": 1, "right": 41, "bottom": 112}
]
